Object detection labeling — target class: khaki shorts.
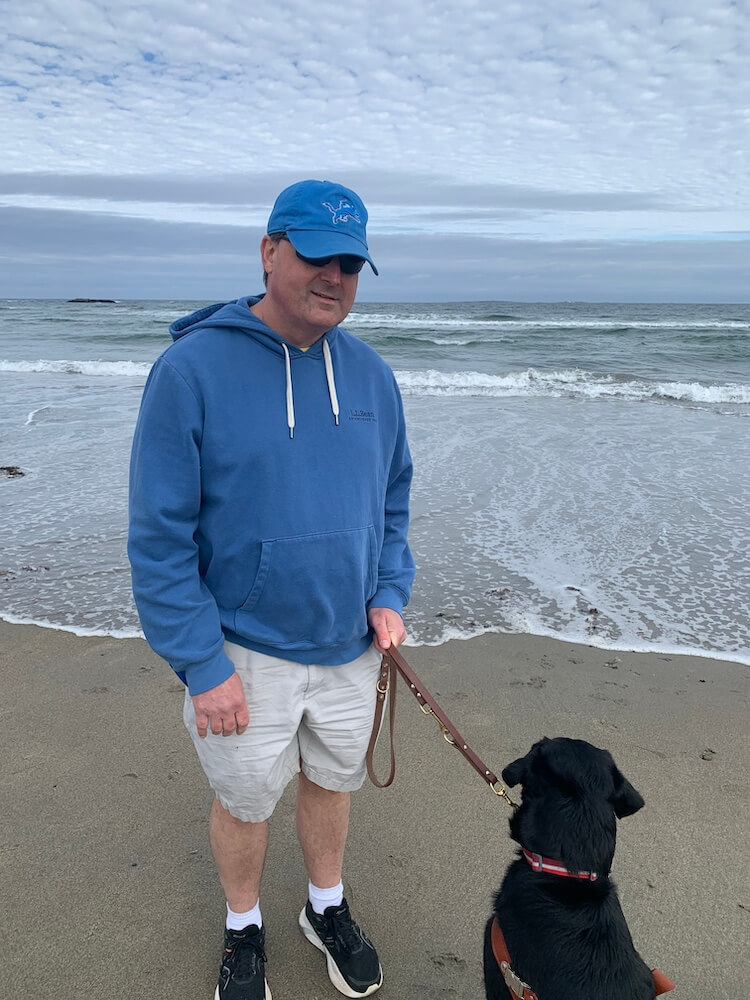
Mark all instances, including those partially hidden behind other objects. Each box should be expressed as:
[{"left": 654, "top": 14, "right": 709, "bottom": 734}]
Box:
[{"left": 183, "top": 641, "right": 382, "bottom": 822}]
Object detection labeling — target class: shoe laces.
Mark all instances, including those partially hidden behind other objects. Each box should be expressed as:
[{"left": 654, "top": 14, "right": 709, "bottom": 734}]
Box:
[
  {"left": 326, "top": 906, "right": 366, "bottom": 955},
  {"left": 226, "top": 928, "right": 266, "bottom": 980}
]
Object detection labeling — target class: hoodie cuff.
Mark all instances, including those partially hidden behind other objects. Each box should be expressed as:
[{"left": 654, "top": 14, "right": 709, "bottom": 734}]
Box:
[
  {"left": 368, "top": 587, "right": 406, "bottom": 617},
  {"left": 182, "top": 649, "right": 236, "bottom": 696}
]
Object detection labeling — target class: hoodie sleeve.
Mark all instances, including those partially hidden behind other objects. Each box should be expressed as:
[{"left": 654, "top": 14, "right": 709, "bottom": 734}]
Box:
[
  {"left": 128, "top": 357, "right": 235, "bottom": 694},
  {"left": 368, "top": 378, "right": 416, "bottom": 614}
]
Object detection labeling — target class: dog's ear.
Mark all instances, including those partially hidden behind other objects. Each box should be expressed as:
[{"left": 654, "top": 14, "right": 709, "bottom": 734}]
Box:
[
  {"left": 611, "top": 765, "right": 645, "bottom": 818},
  {"left": 502, "top": 738, "right": 548, "bottom": 787},
  {"left": 501, "top": 755, "right": 527, "bottom": 788}
]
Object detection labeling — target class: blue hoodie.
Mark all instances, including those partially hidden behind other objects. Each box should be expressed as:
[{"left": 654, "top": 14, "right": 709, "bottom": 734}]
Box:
[{"left": 128, "top": 295, "right": 415, "bottom": 695}]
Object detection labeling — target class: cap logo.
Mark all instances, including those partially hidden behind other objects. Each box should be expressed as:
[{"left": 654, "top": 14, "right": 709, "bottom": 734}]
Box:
[{"left": 323, "top": 199, "right": 361, "bottom": 226}]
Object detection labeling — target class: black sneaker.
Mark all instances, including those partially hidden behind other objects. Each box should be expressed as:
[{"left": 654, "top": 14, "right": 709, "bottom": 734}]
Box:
[
  {"left": 214, "top": 923, "right": 271, "bottom": 1000},
  {"left": 299, "top": 898, "right": 383, "bottom": 997}
]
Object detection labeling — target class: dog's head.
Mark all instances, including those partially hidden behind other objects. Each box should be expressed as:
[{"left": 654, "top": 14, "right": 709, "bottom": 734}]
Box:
[{"left": 502, "top": 737, "right": 644, "bottom": 875}]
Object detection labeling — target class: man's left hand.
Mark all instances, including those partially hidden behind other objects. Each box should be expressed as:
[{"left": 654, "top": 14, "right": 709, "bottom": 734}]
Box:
[{"left": 368, "top": 607, "right": 407, "bottom": 652}]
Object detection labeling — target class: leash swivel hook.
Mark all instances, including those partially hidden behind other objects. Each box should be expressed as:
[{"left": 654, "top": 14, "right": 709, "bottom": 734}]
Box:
[{"left": 419, "top": 702, "right": 457, "bottom": 744}]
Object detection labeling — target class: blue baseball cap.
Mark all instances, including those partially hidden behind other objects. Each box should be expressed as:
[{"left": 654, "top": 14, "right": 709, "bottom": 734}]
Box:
[{"left": 267, "top": 179, "right": 378, "bottom": 275}]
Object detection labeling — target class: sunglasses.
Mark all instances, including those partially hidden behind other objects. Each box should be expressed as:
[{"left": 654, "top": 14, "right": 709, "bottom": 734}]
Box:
[{"left": 276, "top": 234, "right": 365, "bottom": 275}]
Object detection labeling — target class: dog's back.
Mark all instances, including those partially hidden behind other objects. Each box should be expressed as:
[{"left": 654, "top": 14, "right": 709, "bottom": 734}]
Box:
[
  {"left": 485, "top": 860, "right": 655, "bottom": 1000},
  {"left": 484, "top": 737, "right": 656, "bottom": 1000}
]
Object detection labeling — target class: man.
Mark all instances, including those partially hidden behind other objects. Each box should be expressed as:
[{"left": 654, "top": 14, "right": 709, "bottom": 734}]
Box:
[{"left": 128, "top": 179, "right": 415, "bottom": 1000}]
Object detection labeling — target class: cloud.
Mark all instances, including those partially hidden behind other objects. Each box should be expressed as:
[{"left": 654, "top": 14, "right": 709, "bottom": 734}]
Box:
[{"left": 1, "top": 0, "right": 748, "bottom": 298}]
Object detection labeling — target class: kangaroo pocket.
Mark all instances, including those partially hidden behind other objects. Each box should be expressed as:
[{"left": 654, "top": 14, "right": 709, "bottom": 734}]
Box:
[{"left": 236, "top": 525, "right": 378, "bottom": 649}]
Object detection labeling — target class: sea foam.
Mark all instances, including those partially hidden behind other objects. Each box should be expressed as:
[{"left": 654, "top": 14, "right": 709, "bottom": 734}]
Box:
[
  {"left": 394, "top": 367, "right": 750, "bottom": 404},
  {"left": 0, "top": 359, "right": 152, "bottom": 377}
]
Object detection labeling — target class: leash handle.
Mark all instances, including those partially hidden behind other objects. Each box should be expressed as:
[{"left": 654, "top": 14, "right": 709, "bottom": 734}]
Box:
[
  {"left": 366, "top": 647, "right": 517, "bottom": 808},
  {"left": 365, "top": 654, "right": 397, "bottom": 788}
]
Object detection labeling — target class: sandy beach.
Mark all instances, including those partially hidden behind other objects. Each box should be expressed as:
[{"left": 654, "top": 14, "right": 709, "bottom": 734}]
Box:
[{"left": 1, "top": 618, "right": 748, "bottom": 998}]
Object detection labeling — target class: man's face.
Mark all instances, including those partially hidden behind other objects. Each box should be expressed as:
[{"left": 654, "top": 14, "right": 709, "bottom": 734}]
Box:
[{"left": 260, "top": 235, "right": 359, "bottom": 347}]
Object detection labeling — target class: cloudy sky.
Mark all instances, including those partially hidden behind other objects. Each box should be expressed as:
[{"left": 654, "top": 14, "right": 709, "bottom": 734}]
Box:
[{"left": 2, "top": 0, "right": 748, "bottom": 301}]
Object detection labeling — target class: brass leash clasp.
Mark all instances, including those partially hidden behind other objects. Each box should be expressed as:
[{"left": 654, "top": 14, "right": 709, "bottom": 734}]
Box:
[
  {"left": 419, "top": 703, "right": 456, "bottom": 744},
  {"left": 491, "top": 780, "right": 518, "bottom": 809}
]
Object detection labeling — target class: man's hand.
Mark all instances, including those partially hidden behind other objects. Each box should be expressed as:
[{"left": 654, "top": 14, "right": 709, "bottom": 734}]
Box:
[
  {"left": 368, "top": 607, "right": 407, "bottom": 653},
  {"left": 191, "top": 672, "right": 249, "bottom": 739}
]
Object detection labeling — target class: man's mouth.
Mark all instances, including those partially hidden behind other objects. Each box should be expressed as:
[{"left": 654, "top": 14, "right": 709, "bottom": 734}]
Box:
[{"left": 312, "top": 290, "right": 338, "bottom": 302}]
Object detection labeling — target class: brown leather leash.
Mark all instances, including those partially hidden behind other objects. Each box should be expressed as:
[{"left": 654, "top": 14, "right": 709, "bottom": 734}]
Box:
[{"left": 365, "top": 646, "right": 517, "bottom": 809}]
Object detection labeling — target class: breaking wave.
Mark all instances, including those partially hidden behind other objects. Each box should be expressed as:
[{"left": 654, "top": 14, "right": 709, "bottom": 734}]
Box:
[
  {"left": 394, "top": 367, "right": 750, "bottom": 404},
  {"left": 0, "top": 359, "right": 152, "bottom": 377},
  {"left": 4, "top": 359, "right": 748, "bottom": 405}
]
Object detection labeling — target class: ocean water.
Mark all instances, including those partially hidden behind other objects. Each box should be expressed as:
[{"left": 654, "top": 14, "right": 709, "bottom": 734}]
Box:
[{"left": 1, "top": 298, "right": 749, "bottom": 664}]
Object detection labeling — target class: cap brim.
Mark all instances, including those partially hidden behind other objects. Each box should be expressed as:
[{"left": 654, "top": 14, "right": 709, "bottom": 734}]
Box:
[{"left": 286, "top": 229, "right": 378, "bottom": 275}]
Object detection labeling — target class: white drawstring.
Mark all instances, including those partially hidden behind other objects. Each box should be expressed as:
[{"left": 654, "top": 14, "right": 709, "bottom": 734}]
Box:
[
  {"left": 322, "top": 338, "right": 340, "bottom": 426},
  {"left": 282, "top": 343, "right": 295, "bottom": 438},
  {"left": 281, "top": 339, "right": 340, "bottom": 438}
]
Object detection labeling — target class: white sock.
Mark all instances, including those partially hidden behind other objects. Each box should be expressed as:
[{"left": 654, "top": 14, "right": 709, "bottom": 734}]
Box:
[
  {"left": 308, "top": 879, "right": 344, "bottom": 914},
  {"left": 226, "top": 900, "right": 262, "bottom": 931}
]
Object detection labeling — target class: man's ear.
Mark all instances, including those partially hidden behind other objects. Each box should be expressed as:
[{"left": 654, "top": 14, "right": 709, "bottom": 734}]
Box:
[{"left": 259, "top": 233, "right": 281, "bottom": 277}]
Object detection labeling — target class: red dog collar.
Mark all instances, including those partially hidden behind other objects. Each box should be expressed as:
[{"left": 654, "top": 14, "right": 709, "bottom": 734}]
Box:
[{"left": 522, "top": 847, "right": 600, "bottom": 881}]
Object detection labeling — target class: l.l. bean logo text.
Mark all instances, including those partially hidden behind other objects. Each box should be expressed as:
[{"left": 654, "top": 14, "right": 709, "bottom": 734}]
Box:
[{"left": 348, "top": 408, "right": 376, "bottom": 422}]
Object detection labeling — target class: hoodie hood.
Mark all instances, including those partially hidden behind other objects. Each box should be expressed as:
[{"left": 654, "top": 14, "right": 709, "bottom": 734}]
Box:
[
  {"left": 169, "top": 294, "right": 338, "bottom": 353},
  {"left": 169, "top": 294, "right": 340, "bottom": 438}
]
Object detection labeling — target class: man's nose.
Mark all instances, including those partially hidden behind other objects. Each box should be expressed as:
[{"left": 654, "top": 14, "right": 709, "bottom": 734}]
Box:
[{"left": 318, "top": 257, "right": 342, "bottom": 282}]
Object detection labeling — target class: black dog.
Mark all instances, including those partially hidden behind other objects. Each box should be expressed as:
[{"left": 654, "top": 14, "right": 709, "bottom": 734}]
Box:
[{"left": 483, "top": 737, "right": 658, "bottom": 1000}]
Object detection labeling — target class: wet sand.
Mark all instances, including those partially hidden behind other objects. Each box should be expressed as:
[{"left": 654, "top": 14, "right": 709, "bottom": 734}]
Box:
[{"left": 1, "top": 619, "right": 748, "bottom": 998}]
